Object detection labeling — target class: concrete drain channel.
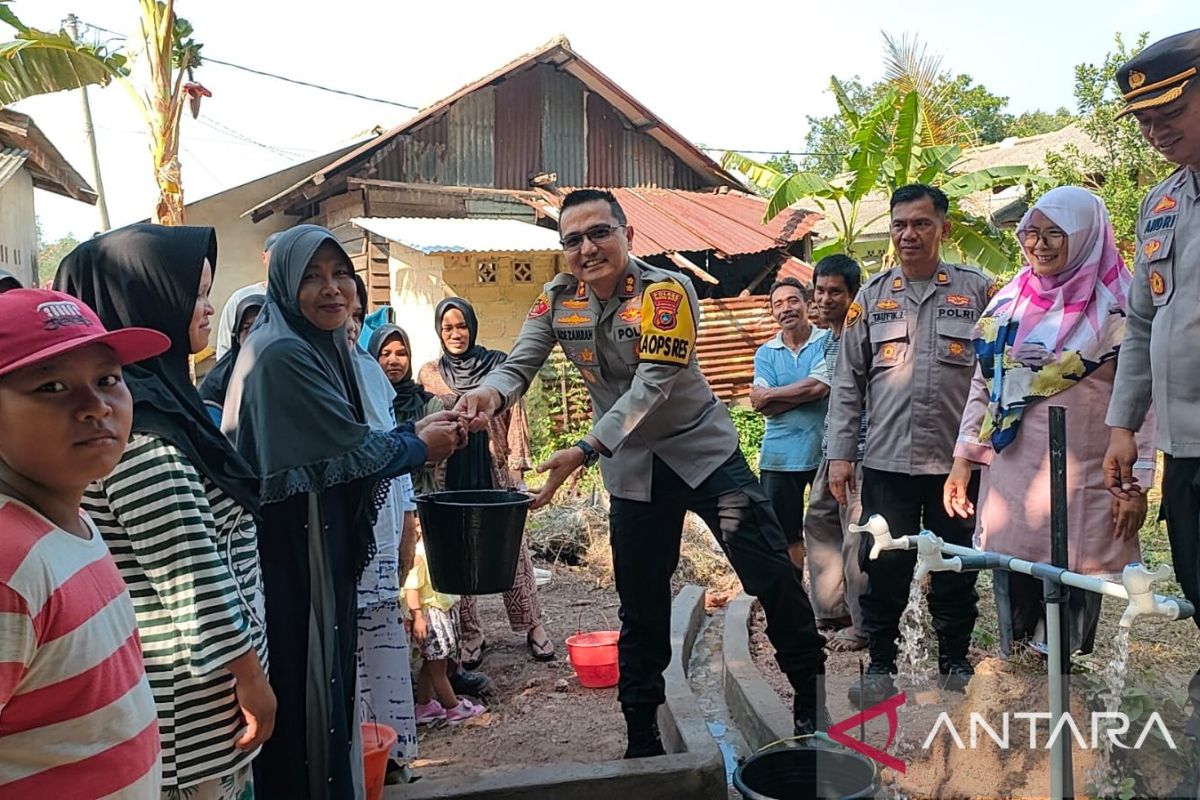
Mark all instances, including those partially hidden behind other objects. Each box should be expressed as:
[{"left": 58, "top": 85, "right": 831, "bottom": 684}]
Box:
[
  {"left": 394, "top": 585, "right": 727, "bottom": 799},
  {"left": 687, "top": 606, "right": 752, "bottom": 798}
]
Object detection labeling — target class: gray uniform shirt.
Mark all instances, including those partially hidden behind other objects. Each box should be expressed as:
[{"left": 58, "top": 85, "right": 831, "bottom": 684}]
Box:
[
  {"left": 483, "top": 257, "right": 738, "bottom": 502},
  {"left": 827, "top": 262, "right": 994, "bottom": 475},
  {"left": 1107, "top": 166, "right": 1200, "bottom": 456}
]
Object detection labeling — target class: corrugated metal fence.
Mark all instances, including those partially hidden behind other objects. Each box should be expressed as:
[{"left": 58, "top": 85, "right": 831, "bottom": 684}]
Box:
[
  {"left": 537, "top": 295, "right": 775, "bottom": 435},
  {"left": 695, "top": 295, "right": 774, "bottom": 402}
]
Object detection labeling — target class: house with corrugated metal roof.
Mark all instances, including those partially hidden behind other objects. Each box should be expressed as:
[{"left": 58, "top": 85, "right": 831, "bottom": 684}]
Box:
[
  {"left": 0, "top": 109, "right": 97, "bottom": 287},
  {"left": 231, "top": 35, "right": 820, "bottom": 369}
]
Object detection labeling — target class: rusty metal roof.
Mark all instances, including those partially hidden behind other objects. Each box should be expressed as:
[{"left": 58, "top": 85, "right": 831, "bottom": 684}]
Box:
[
  {"left": 553, "top": 188, "right": 820, "bottom": 259},
  {"left": 0, "top": 110, "right": 96, "bottom": 204}
]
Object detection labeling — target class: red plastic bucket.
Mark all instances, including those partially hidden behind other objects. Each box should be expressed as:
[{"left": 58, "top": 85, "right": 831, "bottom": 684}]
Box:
[
  {"left": 362, "top": 721, "right": 397, "bottom": 800},
  {"left": 566, "top": 630, "right": 620, "bottom": 688}
]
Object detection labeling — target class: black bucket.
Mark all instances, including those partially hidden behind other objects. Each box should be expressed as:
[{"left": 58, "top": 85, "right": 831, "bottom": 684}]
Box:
[
  {"left": 414, "top": 490, "right": 531, "bottom": 595},
  {"left": 733, "top": 746, "right": 878, "bottom": 800}
]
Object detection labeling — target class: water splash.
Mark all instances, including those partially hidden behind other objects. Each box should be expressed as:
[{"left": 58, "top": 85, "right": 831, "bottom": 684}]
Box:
[
  {"left": 1087, "top": 625, "right": 1132, "bottom": 797},
  {"left": 897, "top": 575, "right": 933, "bottom": 687}
]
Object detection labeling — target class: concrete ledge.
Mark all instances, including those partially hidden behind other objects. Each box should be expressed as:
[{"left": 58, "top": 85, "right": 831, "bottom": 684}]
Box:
[
  {"left": 393, "top": 585, "right": 724, "bottom": 800},
  {"left": 723, "top": 592, "right": 793, "bottom": 751}
]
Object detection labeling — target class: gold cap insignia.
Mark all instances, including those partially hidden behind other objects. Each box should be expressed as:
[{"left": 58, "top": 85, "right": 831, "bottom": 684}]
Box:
[{"left": 1129, "top": 70, "right": 1146, "bottom": 89}]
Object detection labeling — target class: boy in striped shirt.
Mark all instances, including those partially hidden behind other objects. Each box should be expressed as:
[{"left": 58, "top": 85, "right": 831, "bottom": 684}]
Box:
[{"left": 0, "top": 289, "right": 169, "bottom": 798}]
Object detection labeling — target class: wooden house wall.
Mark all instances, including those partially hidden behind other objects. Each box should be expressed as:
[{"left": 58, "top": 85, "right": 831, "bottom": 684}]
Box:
[{"left": 363, "top": 64, "right": 705, "bottom": 191}]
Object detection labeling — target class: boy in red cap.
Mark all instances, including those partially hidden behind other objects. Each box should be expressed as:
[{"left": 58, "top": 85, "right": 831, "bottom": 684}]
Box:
[{"left": 0, "top": 289, "right": 168, "bottom": 798}]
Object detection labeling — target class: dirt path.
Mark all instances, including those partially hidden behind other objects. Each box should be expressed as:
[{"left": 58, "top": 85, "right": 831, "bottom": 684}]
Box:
[{"left": 411, "top": 562, "right": 628, "bottom": 778}]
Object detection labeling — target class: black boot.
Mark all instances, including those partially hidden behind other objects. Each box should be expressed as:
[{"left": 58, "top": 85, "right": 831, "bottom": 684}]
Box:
[
  {"left": 791, "top": 674, "right": 828, "bottom": 736},
  {"left": 449, "top": 663, "right": 494, "bottom": 698},
  {"left": 938, "top": 637, "right": 974, "bottom": 693},
  {"left": 847, "top": 660, "right": 896, "bottom": 709},
  {"left": 622, "top": 704, "right": 666, "bottom": 759}
]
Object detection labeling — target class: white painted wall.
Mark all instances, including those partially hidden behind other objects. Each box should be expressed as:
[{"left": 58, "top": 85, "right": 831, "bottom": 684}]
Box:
[{"left": 0, "top": 169, "right": 37, "bottom": 286}]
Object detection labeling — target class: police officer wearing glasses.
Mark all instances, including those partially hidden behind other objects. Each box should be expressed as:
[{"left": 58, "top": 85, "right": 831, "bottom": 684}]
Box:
[
  {"left": 1104, "top": 28, "right": 1200, "bottom": 759},
  {"left": 455, "top": 189, "right": 827, "bottom": 757}
]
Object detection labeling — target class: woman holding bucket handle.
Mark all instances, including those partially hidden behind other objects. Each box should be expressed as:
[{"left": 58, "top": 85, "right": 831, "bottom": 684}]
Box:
[
  {"left": 370, "top": 323, "right": 497, "bottom": 701},
  {"left": 199, "top": 290, "right": 265, "bottom": 424},
  {"left": 221, "top": 225, "right": 464, "bottom": 800},
  {"left": 944, "top": 187, "right": 1155, "bottom": 657},
  {"left": 418, "top": 297, "right": 555, "bottom": 668},
  {"left": 55, "top": 224, "right": 274, "bottom": 799},
  {"left": 405, "top": 531, "right": 487, "bottom": 725},
  {"left": 346, "top": 280, "right": 420, "bottom": 784}
]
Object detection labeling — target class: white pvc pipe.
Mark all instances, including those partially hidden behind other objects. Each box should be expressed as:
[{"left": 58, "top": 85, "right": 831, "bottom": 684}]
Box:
[{"left": 1046, "top": 598, "right": 1067, "bottom": 800}]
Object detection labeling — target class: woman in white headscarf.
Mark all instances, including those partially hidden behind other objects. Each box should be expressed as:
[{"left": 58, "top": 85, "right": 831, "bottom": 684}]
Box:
[{"left": 944, "top": 186, "right": 1156, "bottom": 657}]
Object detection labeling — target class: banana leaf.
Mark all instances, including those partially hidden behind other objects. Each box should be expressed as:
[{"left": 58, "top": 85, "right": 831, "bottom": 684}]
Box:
[
  {"left": 764, "top": 171, "right": 838, "bottom": 223},
  {"left": 0, "top": 3, "right": 128, "bottom": 105}
]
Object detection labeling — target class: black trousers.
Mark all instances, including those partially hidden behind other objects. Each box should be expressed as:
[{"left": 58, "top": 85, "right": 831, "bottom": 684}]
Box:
[
  {"left": 760, "top": 468, "right": 818, "bottom": 545},
  {"left": 858, "top": 468, "right": 980, "bottom": 665},
  {"left": 609, "top": 452, "right": 826, "bottom": 709},
  {"left": 1163, "top": 456, "right": 1200, "bottom": 633},
  {"left": 1162, "top": 456, "right": 1200, "bottom": 737}
]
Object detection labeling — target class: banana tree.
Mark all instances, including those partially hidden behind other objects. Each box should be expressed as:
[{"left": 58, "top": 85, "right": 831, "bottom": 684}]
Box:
[
  {"left": 0, "top": 0, "right": 207, "bottom": 225},
  {"left": 752, "top": 88, "right": 1039, "bottom": 274}
]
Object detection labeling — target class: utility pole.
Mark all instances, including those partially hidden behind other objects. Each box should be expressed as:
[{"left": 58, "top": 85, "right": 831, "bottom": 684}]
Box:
[{"left": 64, "top": 14, "right": 111, "bottom": 232}]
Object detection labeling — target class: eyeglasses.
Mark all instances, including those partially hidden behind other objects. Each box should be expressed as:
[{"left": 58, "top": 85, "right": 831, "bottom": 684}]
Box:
[
  {"left": 560, "top": 224, "right": 625, "bottom": 252},
  {"left": 1017, "top": 228, "right": 1066, "bottom": 248}
]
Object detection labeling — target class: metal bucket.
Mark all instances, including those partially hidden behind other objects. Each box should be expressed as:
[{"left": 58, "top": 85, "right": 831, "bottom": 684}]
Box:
[{"left": 414, "top": 490, "right": 531, "bottom": 595}]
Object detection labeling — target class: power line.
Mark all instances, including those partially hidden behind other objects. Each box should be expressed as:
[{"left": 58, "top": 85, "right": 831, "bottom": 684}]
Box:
[
  {"left": 203, "top": 57, "right": 420, "bottom": 110},
  {"left": 195, "top": 116, "right": 310, "bottom": 159},
  {"left": 702, "top": 147, "right": 844, "bottom": 156},
  {"left": 77, "top": 20, "right": 420, "bottom": 110}
]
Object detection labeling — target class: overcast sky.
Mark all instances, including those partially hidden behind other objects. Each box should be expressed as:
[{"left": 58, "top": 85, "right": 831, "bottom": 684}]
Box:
[{"left": 9, "top": 0, "right": 1190, "bottom": 243}]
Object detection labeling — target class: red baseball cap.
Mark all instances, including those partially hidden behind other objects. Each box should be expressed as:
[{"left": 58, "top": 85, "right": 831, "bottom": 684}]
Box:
[{"left": 0, "top": 289, "right": 170, "bottom": 379}]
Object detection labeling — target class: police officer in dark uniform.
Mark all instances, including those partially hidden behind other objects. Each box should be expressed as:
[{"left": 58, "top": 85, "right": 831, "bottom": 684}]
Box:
[
  {"left": 827, "top": 184, "right": 994, "bottom": 708},
  {"left": 1104, "top": 29, "right": 1200, "bottom": 747},
  {"left": 455, "top": 189, "right": 827, "bottom": 757}
]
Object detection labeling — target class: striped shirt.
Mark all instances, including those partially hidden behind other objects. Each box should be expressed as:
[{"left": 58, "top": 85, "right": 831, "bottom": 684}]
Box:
[
  {"left": 82, "top": 435, "right": 267, "bottom": 790},
  {"left": 0, "top": 496, "right": 161, "bottom": 798},
  {"left": 823, "top": 332, "right": 868, "bottom": 460}
]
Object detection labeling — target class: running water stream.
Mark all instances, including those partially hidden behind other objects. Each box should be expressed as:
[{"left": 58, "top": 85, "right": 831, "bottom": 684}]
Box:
[
  {"left": 897, "top": 575, "right": 933, "bottom": 687},
  {"left": 1087, "top": 625, "right": 1132, "bottom": 797}
]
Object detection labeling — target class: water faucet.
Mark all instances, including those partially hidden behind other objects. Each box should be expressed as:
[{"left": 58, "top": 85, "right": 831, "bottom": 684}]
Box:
[
  {"left": 1120, "top": 562, "right": 1184, "bottom": 628},
  {"left": 849, "top": 514, "right": 911, "bottom": 560},
  {"left": 913, "top": 532, "right": 964, "bottom": 581}
]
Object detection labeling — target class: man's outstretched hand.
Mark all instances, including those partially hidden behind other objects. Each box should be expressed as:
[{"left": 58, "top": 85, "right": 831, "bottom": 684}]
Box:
[
  {"left": 454, "top": 387, "right": 504, "bottom": 433},
  {"left": 529, "top": 446, "right": 585, "bottom": 509}
]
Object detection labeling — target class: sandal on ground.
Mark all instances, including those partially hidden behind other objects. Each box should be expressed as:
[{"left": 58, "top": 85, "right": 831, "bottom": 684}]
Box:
[
  {"left": 826, "top": 627, "right": 867, "bottom": 653},
  {"left": 528, "top": 632, "right": 556, "bottom": 662},
  {"left": 459, "top": 638, "right": 485, "bottom": 670}
]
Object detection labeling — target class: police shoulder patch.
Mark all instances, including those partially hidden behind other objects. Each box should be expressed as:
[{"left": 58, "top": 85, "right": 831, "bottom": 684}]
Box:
[
  {"left": 639, "top": 280, "right": 695, "bottom": 367},
  {"left": 845, "top": 301, "right": 863, "bottom": 328},
  {"left": 528, "top": 293, "right": 550, "bottom": 319}
]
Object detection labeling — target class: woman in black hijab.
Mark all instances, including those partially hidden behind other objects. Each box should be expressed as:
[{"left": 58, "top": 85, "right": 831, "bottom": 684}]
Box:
[
  {"left": 368, "top": 324, "right": 442, "bottom": 494},
  {"left": 418, "top": 297, "right": 555, "bottom": 666},
  {"left": 199, "top": 291, "right": 265, "bottom": 423},
  {"left": 222, "top": 225, "right": 462, "bottom": 800},
  {"left": 55, "top": 224, "right": 274, "bottom": 798}
]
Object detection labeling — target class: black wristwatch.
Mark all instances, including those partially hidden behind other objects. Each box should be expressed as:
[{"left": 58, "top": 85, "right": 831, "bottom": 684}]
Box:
[{"left": 574, "top": 439, "right": 600, "bottom": 468}]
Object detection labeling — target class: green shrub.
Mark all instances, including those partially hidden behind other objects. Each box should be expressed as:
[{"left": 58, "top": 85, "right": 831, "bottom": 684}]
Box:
[{"left": 729, "top": 405, "right": 765, "bottom": 473}]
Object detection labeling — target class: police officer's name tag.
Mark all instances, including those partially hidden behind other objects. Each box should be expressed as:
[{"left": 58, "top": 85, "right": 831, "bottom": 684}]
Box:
[{"left": 638, "top": 281, "right": 696, "bottom": 366}]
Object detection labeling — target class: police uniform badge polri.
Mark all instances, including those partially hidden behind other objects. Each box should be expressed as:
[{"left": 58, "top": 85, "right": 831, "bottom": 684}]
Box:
[{"left": 638, "top": 281, "right": 696, "bottom": 366}]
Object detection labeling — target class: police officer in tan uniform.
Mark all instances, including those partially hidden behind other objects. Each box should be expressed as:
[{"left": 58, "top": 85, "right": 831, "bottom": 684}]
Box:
[
  {"left": 1104, "top": 29, "right": 1200, "bottom": 748},
  {"left": 456, "top": 189, "right": 827, "bottom": 757},
  {"left": 827, "top": 184, "right": 994, "bottom": 708}
]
